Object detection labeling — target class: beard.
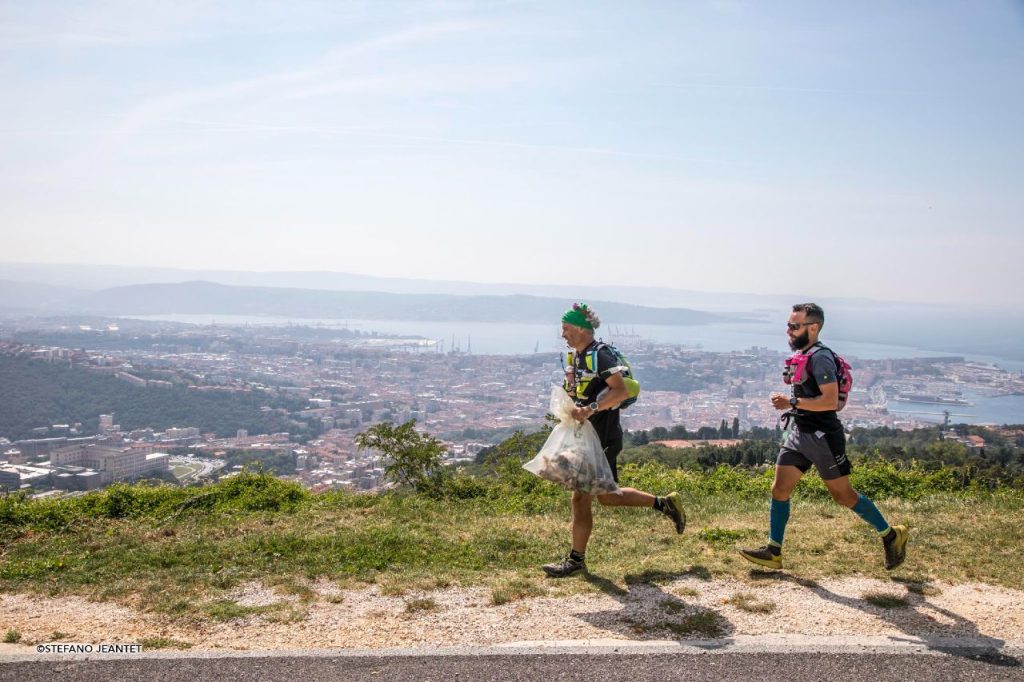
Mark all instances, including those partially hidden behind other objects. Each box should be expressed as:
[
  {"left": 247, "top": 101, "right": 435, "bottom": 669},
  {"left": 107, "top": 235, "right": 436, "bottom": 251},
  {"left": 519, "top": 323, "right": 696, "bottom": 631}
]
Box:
[{"left": 788, "top": 330, "right": 810, "bottom": 351}]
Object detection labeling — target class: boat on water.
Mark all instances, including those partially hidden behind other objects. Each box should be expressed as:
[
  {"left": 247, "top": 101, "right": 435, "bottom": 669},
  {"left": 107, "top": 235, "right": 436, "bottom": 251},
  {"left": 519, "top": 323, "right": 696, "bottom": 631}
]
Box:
[{"left": 890, "top": 393, "right": 972, "bottom": 406}]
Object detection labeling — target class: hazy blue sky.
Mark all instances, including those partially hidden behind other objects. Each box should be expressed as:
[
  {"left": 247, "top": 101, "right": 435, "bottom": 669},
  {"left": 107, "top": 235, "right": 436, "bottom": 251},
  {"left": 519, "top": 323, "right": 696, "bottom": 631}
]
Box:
[{"left": 1, "top": 1, "right": 1021, "bottom": 306}]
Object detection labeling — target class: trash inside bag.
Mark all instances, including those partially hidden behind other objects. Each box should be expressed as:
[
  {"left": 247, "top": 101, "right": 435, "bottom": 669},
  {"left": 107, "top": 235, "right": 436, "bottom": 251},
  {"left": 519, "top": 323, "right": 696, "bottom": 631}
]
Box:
[{"left": 523, "top": 387, "right": 621, "bottom": 496}]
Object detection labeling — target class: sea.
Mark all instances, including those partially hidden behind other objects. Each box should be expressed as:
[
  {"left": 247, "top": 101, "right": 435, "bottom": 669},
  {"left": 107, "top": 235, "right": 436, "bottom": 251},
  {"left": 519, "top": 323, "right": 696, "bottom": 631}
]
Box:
[{"left": 128, "top": 314, "right": 1024, "bottom": 426}]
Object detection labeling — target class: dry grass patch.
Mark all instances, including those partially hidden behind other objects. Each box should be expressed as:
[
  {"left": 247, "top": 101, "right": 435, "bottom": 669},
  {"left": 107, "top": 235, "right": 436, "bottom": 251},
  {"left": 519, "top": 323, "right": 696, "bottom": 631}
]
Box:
[
  {"left": 906, "top": 583, "right": 941, "bottom": 597},
  {"left": 862, "top": 591, "right": 909, "bottom": 609},
  {"left": 491, "top": 576, "right": 546, "bottom": 605},
  {"left": 268, "top": 577, "right": 316, "bottom": 601},
  {"left": 203, "top": 599, "right": 279, "bottom": 622},
  {"left": 726, "top": 591, "right": 776, "bottom": 614},
  {"left": 404, "top": 597, "right": 439, "bottom": 613},
  {"left": 378, "top": 580, "right": 409, "bottom": 597},
  {"left": 140, "top": 636, "right": 193, "bottom": 650},
  {"left": 659, "top": 599, "right": 686, "bottom": 613},
  {"left": 625, "top": 611, "right": 727, "bottom": 639},
  {"left": 893, "top": 576, "right": 941, "bottom": 596},
  {"left": 664, "top": 613, "right": 727, "bottom": 638},
  {"left": 378, "top": 573, "right": 453, "bottom": 597},
  {"left": 264, "top": 605, "right": 310, "bottom": 623}
]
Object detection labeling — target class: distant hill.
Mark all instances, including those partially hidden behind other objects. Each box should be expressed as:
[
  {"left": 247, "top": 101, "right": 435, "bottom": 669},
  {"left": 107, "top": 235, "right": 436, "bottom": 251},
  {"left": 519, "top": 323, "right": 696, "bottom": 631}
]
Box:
[
  {"left": 0, "top": 279, "right": 86, "bottom": 314},
  {"left": 0, "top": 261, "right": 896, "bottom": 310},
  {"left": 71, "top": 281, "right": 734, "bottom": 325},
  {"left": 6, "top": 263, "right": 1023, "bottom": 362}
]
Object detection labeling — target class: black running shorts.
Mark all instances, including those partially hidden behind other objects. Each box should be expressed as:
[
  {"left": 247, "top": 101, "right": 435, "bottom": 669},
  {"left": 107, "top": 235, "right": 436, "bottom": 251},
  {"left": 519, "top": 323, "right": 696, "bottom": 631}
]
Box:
[
  {"left": 777, "top": 427, "right": 851, "bottom": 480},
  {"left": 588, "top": 411, "right": 623, "bottom": 484},
  {"left": 602, "top": 434, "right": 623, "bottom": 483}
]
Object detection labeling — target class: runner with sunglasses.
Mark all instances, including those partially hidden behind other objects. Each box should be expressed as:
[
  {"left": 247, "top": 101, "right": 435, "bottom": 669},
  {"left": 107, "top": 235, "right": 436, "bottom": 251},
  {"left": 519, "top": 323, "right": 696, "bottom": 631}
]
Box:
[{"left": 738, "top": 303, "right": 908, "bottom": 571}]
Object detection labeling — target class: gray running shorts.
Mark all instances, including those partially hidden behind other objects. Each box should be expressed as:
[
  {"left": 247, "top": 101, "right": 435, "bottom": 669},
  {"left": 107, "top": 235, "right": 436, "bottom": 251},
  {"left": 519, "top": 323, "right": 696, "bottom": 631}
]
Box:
[{"left": 777, "top": 427, "right": 851, "bottom": 480}]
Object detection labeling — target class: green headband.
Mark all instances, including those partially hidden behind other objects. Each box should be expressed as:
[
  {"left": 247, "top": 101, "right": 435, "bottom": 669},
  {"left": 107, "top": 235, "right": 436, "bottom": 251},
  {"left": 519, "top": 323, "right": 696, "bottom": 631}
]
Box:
[{"left": 561, "top": 304, "right": 594, "bottom": 330}]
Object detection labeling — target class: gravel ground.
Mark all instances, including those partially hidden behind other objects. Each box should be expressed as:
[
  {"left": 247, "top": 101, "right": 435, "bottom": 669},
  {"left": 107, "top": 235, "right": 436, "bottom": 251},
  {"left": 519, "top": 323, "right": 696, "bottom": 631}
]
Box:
[{"left": 2, "top": 576, "right": 1022, "bottom": 653}]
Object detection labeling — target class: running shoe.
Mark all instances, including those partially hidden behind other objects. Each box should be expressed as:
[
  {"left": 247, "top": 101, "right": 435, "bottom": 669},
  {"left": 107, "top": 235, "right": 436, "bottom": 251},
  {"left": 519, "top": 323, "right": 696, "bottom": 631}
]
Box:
[
  {"left": 738, "top": 545, "right": 783, "bottom": 570},
  {"left": 884, "top": 525, "right": 909, "bottom": 570},
  {"left": 542, "top": 556, "right": 586, "bottom": 578},
  {"left": 663, "top": 491, "right": 687, "bottom": 534}
]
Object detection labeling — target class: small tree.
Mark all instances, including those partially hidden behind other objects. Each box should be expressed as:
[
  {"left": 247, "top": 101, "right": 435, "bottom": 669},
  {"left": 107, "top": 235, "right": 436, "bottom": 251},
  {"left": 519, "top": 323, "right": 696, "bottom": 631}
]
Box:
[
  {"left": 355, "top": 420, "right": 446, "bottom": 491},
  {"left": 668, "top": 424, "right": 690, "bottom": 440}
]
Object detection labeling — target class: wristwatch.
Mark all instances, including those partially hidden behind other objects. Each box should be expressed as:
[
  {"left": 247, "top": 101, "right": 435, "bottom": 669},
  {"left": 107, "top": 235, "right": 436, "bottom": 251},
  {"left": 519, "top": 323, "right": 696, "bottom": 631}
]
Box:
[
  {"left": 588, "top": 402, "right": 600, "bottom": 412},
  {"left": 789, "top": 397, "right": 799, "bottom": 408}
]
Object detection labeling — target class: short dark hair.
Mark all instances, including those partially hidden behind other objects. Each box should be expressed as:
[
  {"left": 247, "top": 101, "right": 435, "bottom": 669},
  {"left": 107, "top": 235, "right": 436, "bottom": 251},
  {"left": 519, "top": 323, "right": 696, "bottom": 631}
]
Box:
[{"left": 792, "top": 302, "right": 824, "bottom": 327}]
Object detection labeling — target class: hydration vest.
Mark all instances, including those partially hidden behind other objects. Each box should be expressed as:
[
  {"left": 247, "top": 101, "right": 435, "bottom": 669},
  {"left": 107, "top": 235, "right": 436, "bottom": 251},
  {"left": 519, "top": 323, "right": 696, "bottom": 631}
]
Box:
[
  {"left": 564, "top": 342, "right": 641, "bottom": 410},
  {"left": 783, "top": 342, "right": 852, "bottom": 411}
]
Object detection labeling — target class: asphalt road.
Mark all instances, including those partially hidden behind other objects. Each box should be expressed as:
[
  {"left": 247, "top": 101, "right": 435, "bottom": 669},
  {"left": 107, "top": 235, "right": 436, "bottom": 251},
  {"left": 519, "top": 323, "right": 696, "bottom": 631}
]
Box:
[{"left": 3, "top": 646, "right": 1022, "bottom": 682}]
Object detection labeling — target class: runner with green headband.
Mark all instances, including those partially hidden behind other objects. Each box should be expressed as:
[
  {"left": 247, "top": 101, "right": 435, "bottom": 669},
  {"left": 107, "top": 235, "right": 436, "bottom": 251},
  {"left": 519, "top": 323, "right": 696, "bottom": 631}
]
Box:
[{"left": 542, "top": 302, "right": 687, "bottom": 578}]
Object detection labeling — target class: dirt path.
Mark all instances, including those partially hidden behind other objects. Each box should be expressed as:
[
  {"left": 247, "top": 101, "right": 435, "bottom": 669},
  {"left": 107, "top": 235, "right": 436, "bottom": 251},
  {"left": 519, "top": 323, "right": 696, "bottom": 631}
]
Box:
[{"left": 2, "top": 577, "right": 1022, "bottom": 653}]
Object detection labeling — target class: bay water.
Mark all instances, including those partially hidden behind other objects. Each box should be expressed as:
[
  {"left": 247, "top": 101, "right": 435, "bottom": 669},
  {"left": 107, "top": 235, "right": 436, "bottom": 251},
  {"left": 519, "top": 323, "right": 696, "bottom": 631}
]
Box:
[{"left": 129, "top": 313, "right": 1024, "bottom": 425}]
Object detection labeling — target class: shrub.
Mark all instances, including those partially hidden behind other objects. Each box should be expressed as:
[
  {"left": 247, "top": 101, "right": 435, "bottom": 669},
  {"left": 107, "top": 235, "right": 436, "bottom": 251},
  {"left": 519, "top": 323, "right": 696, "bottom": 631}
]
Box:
[{"left": 356, "top": 421, "right": 447, "bottom": 492}]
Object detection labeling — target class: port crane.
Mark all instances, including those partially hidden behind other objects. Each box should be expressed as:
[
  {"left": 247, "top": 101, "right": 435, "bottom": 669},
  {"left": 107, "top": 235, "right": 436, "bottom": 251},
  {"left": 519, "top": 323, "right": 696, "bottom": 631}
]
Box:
[{"left": 900, "top": 409, "right": 975, "bottom": 437}]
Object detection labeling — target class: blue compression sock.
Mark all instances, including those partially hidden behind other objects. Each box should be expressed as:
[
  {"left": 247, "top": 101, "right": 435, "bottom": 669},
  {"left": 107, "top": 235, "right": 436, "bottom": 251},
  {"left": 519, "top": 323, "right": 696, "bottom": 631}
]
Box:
[
  {"left": 851, "top": 494, "right": 890, "bottom": 535},
  {"left": 769, "top": 498, "right": 790, "bottom": 547}
]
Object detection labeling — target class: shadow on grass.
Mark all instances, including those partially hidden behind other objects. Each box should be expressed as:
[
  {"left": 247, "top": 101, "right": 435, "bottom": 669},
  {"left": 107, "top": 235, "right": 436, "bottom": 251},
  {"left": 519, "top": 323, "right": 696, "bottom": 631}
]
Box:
[
  {"left": 568, "top": 566, "right": 735, "bottom": 646},
  {"left": 748, "top": 570, "right": 1021, "bottom": 668}
]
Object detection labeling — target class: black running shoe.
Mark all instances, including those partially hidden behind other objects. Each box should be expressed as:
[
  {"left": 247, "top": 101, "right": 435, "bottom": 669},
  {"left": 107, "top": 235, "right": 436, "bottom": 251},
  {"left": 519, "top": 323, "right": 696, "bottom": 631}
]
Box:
[
  {"left": 737, "top": 544, "right": 783, "bottom": 570},
  {"left": 663, "top": 491, "right": 686, "bottom": 534},
  {"left": 884, "top": 525, "right": 909, "bottom": 570},
  {"left": 541, "top": 556, "right": 586, "bottom": 578}
]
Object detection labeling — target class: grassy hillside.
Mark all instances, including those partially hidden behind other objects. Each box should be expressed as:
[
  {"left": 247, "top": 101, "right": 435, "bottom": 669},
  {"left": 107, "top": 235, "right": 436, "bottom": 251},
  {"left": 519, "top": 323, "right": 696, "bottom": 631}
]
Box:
[{"left": 2, "top": 458, "right": 1022, "bottom": 625}]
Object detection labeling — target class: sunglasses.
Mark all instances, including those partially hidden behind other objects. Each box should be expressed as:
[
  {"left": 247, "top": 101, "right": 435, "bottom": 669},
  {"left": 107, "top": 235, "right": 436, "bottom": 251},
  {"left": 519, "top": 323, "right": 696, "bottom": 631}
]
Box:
[{"left": 786, "top": 322, "right": 815, "bottom": 331}]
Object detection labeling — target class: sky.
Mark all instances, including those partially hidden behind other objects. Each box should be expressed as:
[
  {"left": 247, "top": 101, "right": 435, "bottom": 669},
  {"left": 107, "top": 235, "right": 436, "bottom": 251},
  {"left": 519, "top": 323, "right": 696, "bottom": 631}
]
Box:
[{"left": 1, "top": 1, "right": 1022, "bottom": 307}]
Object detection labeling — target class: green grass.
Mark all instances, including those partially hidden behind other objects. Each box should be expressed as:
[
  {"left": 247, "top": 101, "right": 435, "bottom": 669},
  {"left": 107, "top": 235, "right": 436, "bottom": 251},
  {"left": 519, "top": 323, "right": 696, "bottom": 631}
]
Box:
[
  {"left": 203, "top": 599, "right": 278, "bottom": 622},
  {"left": 3, "top": 629, "right": 21, "bottom": 644},
  {"left": 170, "top": 464, "right": 204, "bottom": 482},
  {"left": 1, "top": 466, "right": 1022, "bottom": 623},
  {"left": 697, "top": 527, "right": 753, "bottom": 546}
]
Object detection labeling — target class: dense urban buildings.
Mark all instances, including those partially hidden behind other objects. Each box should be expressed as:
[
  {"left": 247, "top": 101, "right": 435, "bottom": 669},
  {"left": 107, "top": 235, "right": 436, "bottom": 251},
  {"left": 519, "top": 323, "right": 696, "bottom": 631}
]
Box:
[{"left": 2, "top": 319, "right": 1022, "bottom": 495}]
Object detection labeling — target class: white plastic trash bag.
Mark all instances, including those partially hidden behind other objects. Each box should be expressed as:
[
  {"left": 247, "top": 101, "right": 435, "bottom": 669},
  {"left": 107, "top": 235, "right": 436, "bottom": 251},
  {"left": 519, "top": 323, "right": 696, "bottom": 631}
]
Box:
[{"left": 523, "top": 387, "right": 621, "bottom": 496}]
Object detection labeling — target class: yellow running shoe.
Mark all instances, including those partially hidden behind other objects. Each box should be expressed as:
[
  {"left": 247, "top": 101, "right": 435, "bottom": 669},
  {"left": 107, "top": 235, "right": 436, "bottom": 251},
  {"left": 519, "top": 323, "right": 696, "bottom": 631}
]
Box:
[
  {"left": 663, "top": 491, "right": 686, "bottom": 534},
  {"left": 884, "top": 525, "right": 909, "bottom": 570},
  {"left": 738, "top": 545, "right": 783, "bottom": 570}
]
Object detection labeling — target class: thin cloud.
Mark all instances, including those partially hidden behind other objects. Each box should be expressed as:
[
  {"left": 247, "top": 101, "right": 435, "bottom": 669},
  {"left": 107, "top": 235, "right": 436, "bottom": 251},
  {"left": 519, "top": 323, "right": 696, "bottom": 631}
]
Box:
[
  {"left": 648, "top": 80, "right": 945, "bottom": 98},
  {"left": 116, "top": 116, "right": 736, "bottom": 165},
  {"left": 117, "top": 20, "right": 491, "bottom": 134}
]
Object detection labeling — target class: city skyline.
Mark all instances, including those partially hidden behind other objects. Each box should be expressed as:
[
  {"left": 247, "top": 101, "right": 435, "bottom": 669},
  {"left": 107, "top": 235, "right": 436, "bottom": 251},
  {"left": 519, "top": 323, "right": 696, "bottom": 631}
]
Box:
[{"left": 2, "top": 2, "right": 1022, "bottom": 307}]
